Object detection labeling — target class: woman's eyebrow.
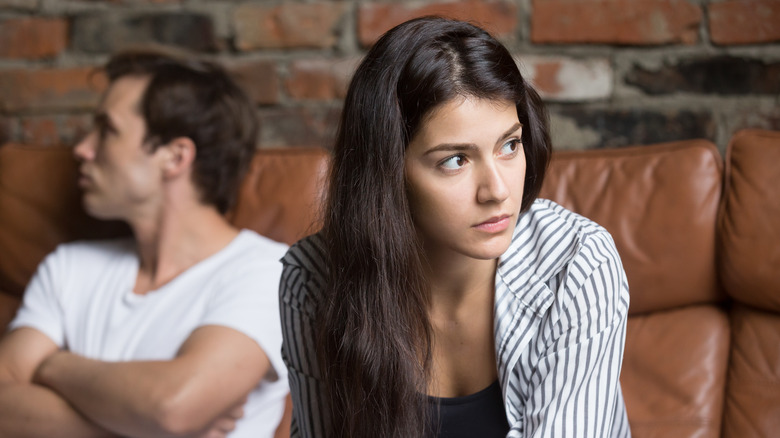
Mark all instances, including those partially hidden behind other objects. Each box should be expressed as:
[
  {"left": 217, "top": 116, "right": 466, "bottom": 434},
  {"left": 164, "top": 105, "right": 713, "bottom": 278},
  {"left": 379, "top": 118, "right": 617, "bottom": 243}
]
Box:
[
  {"left": 423, "top": 122, "right": 523, "bottom": 156},
  {"left": 423, "top": 143, "right": 480, "bottom": 156},
  {"left": 499, "top": 123, "right": 523, "bottom": 142}
]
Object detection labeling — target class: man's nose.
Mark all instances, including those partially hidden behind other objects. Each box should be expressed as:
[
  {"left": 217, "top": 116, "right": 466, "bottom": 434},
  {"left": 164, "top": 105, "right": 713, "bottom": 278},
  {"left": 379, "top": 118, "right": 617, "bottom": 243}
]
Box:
[{"left": 73, "top": 131, "right": 97, "bottom": 162}]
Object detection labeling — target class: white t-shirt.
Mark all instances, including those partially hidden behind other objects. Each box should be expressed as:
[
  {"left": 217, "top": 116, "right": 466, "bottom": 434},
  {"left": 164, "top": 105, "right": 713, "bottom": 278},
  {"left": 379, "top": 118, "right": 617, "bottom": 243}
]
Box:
[{"left": 10, "top": 229, "right": 289, "bottom": 438}]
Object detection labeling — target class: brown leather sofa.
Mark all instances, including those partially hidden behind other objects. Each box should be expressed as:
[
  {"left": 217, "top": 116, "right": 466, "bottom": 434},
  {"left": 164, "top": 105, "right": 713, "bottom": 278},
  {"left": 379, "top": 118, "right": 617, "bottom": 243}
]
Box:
[{"left": 1, "top": 129, "right": 778, "bottom": 437}]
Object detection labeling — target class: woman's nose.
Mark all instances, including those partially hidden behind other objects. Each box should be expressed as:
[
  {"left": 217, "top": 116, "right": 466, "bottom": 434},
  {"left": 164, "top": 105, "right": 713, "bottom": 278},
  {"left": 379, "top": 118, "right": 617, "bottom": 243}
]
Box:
[{"left": 476, "top": 163, "right": 510, "bottom": 204}]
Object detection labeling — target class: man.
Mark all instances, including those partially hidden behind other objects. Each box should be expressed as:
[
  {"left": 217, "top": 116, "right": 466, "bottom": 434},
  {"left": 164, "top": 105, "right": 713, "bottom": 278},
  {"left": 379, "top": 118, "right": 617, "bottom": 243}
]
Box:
[{"left": 0, "top": 49, "right": 288, "bottom": 437}]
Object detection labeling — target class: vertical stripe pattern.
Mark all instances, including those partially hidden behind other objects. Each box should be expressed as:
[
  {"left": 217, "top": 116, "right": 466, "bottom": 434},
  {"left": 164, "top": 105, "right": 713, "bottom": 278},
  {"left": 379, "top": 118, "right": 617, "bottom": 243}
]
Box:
[{"left": 279, "top": 199, "right": 631, "bottom": 437}]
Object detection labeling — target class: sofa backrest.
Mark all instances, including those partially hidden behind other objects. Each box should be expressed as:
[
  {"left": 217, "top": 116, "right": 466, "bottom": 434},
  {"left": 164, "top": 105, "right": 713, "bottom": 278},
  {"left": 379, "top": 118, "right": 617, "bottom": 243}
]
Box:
[
  {"left": 718, "top": 129, "right": 780, "bottom": 437},
  {"left": 539, "top": 140, "right": 729, "bottom": 438},
  {"left": 228, "top": 147, "right": 329, "bottom": 246},
  {"left": 0, "top": 144, "right": 129, "bottom": 300},
  {"left": 2, "top": 132, "right": 778, "bottom": 437},
  {"left": 539, "top": 139, "right": 725, "bottom": 315}
]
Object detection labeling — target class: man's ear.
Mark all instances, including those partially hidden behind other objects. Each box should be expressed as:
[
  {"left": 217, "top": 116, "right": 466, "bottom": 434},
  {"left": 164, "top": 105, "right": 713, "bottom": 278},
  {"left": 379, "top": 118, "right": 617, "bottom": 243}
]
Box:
[{"left": 160, "top": 137, "right": 196, "bottom": 179}]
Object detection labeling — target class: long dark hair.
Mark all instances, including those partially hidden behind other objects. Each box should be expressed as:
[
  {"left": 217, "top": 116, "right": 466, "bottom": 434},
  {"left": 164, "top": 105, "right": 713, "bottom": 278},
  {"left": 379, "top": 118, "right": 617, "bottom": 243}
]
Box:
[{"left": 319, "top": 17, "right": 551, "bottom": 437}]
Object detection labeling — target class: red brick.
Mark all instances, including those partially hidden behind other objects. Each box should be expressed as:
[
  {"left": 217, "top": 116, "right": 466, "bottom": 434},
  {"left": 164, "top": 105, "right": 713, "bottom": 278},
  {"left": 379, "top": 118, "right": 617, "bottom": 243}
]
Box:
[
  {"left": 730, "top": 105, "right": 780, "bottom": 134},
  {"left": 531, "top": 0, "right": 701, "bottom": 45},
  {"left": 16, "top": 114, "right": 93, "bottom": 147},
  {"left": 228, "top": 60, "right": 280, "bottom": 105},
  {"left": 285, "top": 58, "right": 359, "bottom": 101},
  {"left": 21, "top": 117, "right": 60, "bottom": 146},
  {"left": 521, "top": 56, "right": 612, "bottom": 101},
  {"left": 62, "top": 114, "right": 93, "bottom": 145},
  {"left": 709, "top": 1, "right": 780, "bottom": 45},
  {"left": 532, "top": 62, "right": 563, "bottom": 96},
  {"left": 70, "top": 0, "right": 183, "bottom": 2},
  {"left": 358, "top": 1, "right": 518, "bottom": 47},
  {"left": 0, "top": 18, "right": 67, "bottom": 59},
  {"left": 0, "top": 0, "right": 38, "bottom": 11},
  {"left": 234, "top": 3, "right": 348, "bottom": 50},
  {"left": 0, "top": 67, "right": 106, "bottom": 113},
  {"left": 0, "top": 116, "right": 15, "bottom": 145},
  {"left": 257, "top": 106, "right": 341, "bottom": 148}
]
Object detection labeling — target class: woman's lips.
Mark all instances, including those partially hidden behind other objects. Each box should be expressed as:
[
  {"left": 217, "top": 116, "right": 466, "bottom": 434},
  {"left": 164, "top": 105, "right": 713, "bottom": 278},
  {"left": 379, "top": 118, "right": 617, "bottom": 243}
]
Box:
[{"left": 473, "top": 215, "right": 511, "bottom": 233}]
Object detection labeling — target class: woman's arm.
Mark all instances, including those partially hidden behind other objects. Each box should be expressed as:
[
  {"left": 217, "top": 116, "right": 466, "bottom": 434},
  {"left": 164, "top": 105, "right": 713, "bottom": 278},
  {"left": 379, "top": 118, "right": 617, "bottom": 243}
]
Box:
[{"left": 279, "top": 261, "right": 331, "bottom": 438}]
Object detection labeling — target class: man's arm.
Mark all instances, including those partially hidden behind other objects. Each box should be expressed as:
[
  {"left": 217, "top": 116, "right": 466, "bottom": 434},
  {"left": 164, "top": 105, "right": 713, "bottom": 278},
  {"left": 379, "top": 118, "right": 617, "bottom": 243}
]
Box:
[
  {"left": 35, "top": 324, "right": 272, "bottom": 438},
  {"left": 0, "top": 327, "right": 116, "bottom": 438}
]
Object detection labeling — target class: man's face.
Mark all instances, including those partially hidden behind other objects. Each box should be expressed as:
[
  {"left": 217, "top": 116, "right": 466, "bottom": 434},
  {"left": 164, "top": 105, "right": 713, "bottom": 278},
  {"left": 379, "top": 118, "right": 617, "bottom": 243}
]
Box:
[{"left": 74, "top": 75, "right": 167, "bottom": 221}]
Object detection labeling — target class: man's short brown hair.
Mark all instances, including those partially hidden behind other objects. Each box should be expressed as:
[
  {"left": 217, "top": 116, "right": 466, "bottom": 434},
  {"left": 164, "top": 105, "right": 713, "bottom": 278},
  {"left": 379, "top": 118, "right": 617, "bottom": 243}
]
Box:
[{"left": 104, "top": 48, "right": 258, "bottom": 214}]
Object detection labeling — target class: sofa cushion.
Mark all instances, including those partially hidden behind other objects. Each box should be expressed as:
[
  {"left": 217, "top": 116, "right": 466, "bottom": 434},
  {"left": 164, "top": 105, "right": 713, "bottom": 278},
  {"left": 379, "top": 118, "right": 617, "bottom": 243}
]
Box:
[
  {"left": 722, "top": 305, "right": 780, "bottom": 438},
  {"left": 540, "top": 140, "right": 724, "bottom": 315},
  {"left": 621, "top": 305, "right": 730, "bottom": 438},
  {"left": 0, "top": 144, "right": 127, "bottom": 297},
  {"left": 719, "top": 129, "right": 780, "bottom": 438},
  {"left": 719, "top": 129, "right": 780, "bottom": 311},
  {"left": 227, "top": 147, "right": 329, "bottom": 245}
]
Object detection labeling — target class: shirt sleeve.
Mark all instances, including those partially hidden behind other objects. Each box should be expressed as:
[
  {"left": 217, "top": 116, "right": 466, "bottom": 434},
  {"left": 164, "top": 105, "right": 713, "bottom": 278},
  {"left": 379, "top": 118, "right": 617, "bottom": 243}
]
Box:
[
  {"left": 199, "top": 253, "right": 287, "bottom": 382},
  {"left": 279, "top": 260, "right": 331, "bottom": 438},
  {"left": 512, "top": 237, "right": 631, "bottom": 438},
  {"left": 8, "top": 247, "right": 67, "bottom": 347}
]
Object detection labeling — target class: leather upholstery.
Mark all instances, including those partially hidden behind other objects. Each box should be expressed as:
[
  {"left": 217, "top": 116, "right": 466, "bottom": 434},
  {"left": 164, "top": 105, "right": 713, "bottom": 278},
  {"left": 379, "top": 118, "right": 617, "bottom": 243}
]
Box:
[
  {"left": 719, "top": 130, "right": 780, "bottom": 438},
  {"left": 540, "top": 140, "right": 724, "bottom": 315},
  {"left": 719, "top": 129, "right": 780, "bottom": 310},
  {"left": 540, "top": 140, "right": 730, "bottom": 438},
  {"left": 1, "top": 129, "right": 778, "bottom": 437},
  {"left": 228, "top": 147, "right": 329, "bottom": 246},
  {"left": 620, "top": 305, "right": 729, "bottom": 438},
  {"left": 0, "top": 144, "right": 127, "bottom": 299}
]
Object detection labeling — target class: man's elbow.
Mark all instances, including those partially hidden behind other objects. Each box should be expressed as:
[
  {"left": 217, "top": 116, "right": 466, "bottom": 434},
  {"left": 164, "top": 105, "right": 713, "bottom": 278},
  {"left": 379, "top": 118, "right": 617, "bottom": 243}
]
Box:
[{"left": 151, "top": 391, "right": 215, "bottom": 436}]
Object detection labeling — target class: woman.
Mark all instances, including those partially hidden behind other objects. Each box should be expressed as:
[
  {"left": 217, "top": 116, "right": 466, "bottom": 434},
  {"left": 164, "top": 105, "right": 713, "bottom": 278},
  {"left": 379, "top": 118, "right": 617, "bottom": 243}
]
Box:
[{"left": 279, "top": 17, "right": 631, "bottom": 438}]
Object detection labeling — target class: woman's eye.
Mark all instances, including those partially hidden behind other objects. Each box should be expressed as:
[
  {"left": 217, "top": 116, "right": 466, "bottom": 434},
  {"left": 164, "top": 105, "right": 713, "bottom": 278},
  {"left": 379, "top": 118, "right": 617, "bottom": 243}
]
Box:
[
  {"left": 499, "top": 139, "right": 521, "bottom": 156},
  {"left": 440, "top": 154, "right": 466, "bottom": 170}
]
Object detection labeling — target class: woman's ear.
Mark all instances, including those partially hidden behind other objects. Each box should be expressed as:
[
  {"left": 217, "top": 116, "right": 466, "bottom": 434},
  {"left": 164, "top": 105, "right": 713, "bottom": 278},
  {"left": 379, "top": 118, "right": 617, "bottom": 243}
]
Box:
[{"left": 160, "top": 137, "right": 196, "bottom": 179}]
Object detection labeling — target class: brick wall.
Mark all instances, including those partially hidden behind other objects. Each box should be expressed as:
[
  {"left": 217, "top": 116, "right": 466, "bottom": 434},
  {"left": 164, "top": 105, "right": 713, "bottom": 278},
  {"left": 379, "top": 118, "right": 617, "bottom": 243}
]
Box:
[{"left": 1, "top": 0, "right": 778, "bottom": 152}]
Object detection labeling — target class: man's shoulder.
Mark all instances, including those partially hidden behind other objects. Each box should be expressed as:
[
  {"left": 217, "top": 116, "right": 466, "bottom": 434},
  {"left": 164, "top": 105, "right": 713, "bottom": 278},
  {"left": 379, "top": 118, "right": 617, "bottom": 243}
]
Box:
[
  {"left": 230, "top": 229, "right": 289, "bottom": 263},
  {"left": 48, "top": 238, "right": 135, "bottom": 265},
  {"left": 190, "top": 230, "right": 289, "bottom": 288}
]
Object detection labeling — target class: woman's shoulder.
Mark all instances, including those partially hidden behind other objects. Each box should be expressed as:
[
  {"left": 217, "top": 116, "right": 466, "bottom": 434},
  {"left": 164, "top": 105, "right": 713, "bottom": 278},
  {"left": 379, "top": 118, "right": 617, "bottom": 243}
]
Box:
[
  {"left": 498, "top": 199, "right": 628, "bottom": 333},
  {"left": 282, "top": 232, "right": 327, "bottom": 270},
  {"left": 525, "top": 198, "right": 610, "bottom": 240},
  {"left": 279, "top": 232, "right": 329, "bottom": 308},
  {"left": 503, "top": 198, "right": 622, "bottom": 284}
]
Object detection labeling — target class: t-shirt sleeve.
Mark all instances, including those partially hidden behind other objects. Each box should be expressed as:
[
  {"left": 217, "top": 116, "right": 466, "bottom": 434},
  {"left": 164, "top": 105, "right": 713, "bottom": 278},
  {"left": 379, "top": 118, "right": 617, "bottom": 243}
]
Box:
[
  {"left": 8, "top": 247, "right": 67, "bottom": 347},
  {"left": 199, "top": 243, "right": 287, "bottom": 383}
]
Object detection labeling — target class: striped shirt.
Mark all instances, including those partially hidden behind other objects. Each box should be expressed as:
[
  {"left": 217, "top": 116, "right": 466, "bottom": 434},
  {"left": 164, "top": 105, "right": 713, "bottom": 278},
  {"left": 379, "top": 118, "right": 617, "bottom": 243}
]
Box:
[{"left": 279, "top": 199, "right": 632, "bottom": 437}]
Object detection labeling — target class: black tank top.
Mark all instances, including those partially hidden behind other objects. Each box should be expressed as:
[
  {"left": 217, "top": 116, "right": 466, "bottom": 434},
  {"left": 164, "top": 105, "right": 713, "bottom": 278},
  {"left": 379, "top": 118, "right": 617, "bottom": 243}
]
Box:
[{"left": 427, "top": 380, "right": 510, "bottom": 437}]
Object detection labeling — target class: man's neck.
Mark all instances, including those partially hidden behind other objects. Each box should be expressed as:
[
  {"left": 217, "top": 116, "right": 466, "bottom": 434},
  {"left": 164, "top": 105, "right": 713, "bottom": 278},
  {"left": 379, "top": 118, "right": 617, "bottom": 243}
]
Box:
[{"left": 129, "top": 200, "right": 239, "bottom": 295}]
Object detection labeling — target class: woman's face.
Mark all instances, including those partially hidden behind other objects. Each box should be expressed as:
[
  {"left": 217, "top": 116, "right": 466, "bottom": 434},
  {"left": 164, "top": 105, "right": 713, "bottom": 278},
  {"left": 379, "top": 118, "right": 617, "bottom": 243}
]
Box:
[{"left": 405, "top": 97, "right": 526, "bottom": 262}]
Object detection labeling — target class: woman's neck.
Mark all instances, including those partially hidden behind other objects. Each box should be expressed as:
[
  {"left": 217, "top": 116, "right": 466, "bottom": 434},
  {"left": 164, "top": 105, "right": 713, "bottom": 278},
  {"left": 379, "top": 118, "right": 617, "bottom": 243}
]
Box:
[{"left": 425, "top": 251, "right": 498, "bottom": 318}]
